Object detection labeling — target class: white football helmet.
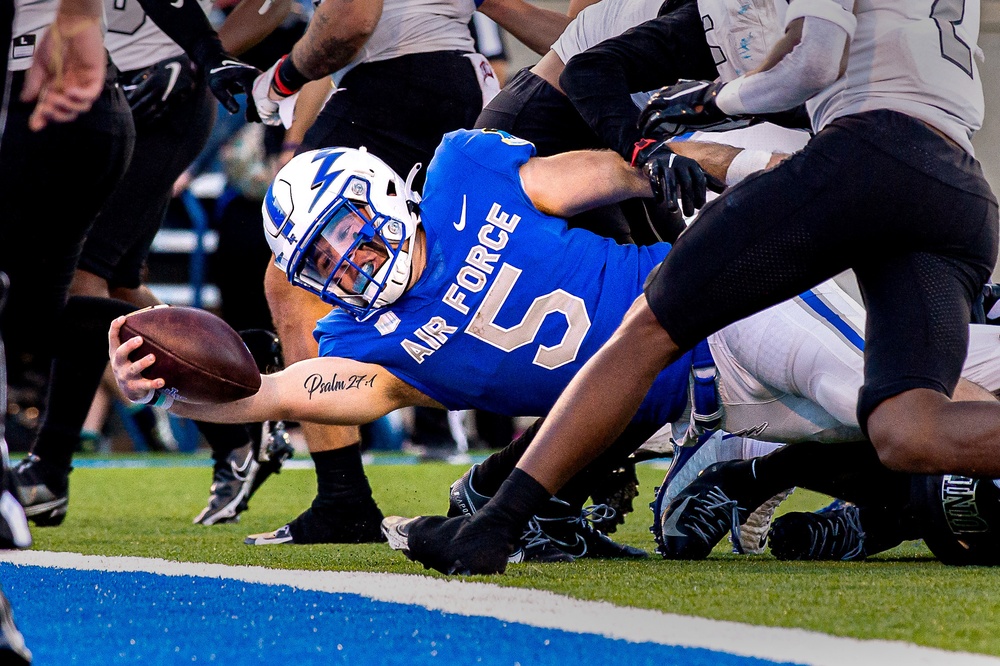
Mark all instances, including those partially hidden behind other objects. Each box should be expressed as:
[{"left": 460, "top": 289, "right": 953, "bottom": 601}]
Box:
[{"left": 262, "top": 147, "right": 421, "bottom": 319}]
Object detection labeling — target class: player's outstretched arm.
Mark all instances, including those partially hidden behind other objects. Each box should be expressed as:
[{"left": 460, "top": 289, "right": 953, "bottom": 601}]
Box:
[
  {"left": 109, "top": 316, "right": 424, "bottom": 426},
  {"left": 218, "top": 0, "right": 293, "bottom": 56}
]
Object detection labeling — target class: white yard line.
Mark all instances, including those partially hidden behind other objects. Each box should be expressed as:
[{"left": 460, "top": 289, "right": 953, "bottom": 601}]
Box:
[{"left": 1, "top": 550, "right": 995, "bottom": 666}]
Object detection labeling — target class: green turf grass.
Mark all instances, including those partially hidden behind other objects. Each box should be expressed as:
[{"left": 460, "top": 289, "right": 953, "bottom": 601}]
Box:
[{"left": 28, "top": 458, "right": 1000, "bottom": 656}]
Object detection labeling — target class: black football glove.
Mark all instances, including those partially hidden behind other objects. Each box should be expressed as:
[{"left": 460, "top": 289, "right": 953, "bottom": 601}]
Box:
[
  {"left": 631, "top": 138, "right": 708, "bottom": 217},
  {"left": 639, "top": 79, "right": 750, "bottom": 140},
  {"left": 200, "top": 52, "right": 262, "bottom": 121},
  {"left": 121, "top": 55, "right": 199, "bottom": 126}
]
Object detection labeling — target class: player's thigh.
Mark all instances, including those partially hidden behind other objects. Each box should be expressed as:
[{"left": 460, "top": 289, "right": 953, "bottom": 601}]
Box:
[
  {"left": 0, "top": 74, "right": 133, "bottom": 346},
  {"left": 856, "top": 249, "right": 995, "bottom": 424},
  {"left": 78, "top": 85, "right": 215, "bottom": 289},
  {"left": 711, "top": 286, "right": 868, "bottom": 442}
]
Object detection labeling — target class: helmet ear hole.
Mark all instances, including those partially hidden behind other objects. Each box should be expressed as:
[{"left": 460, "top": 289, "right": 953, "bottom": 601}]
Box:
[{"left": 386, "top": 180, "right": 397, "bottom": 197}]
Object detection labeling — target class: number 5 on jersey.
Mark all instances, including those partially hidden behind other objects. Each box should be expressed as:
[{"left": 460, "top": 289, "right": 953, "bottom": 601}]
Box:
[{"left": 466, "top": 263, "right": 591, "bottom": 370}]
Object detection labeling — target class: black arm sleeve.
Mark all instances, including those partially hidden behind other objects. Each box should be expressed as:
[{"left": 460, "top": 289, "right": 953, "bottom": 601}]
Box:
[
  {"left": 559, "top": 0, "right": 719, "bottom": 159},
  {"left": 134, "top": 0, "right": 225, "bottom": 66}
]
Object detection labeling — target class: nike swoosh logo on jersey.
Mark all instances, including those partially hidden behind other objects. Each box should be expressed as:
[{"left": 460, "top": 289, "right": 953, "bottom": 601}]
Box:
[
  {"left": 170, "top": 0, "right": 183, "bottom": 7},
  {"left": 454, "top": 195, "right": 467, "bottom": 231},
  {"left": 661, "top": 495, "right": 695, "bottom": 538},
  {"left": 209, "top": 60, "right": 251, "bottom": 74},
  {"left": 160, "top": 61, "right": 182, "bottom": 102}
]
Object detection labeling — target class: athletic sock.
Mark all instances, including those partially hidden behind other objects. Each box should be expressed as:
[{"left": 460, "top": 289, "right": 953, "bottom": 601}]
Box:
[
  {"left": 310, "top": 443, "right": 379, "bottom": 511},
  {"left": 751, "top": 440, "right": 910, "bottom": 508},
  {"left": 472, "top": 419, "right": 541, "bottom": 496},
  {"left": 477, "top": 468, "right": 553, "bottom": 545}
]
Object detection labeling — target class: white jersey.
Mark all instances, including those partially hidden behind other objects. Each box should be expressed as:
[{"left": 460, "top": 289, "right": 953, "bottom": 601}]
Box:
[
  {"left": 807, "top": 0, "right": 985, "bottom": 155},
  {"left": 550, "top": 0, "right": 663, "bottom": 64},
  {"left": 331, "top": 0, "right": 476, "bottom": 85},
  {"left": 105, "top": 0, "right": 215, "bottom": 73},
  {"left": 9, "top": 0, "right": 107, "bottom": 71},
  {"left": 699, "top": 0, "right": 788, "bottom": 80}
]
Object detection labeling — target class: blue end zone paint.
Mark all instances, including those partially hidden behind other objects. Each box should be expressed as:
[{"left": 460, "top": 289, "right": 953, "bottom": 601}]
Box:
[{"left": 0, "top": 563, "right": 798, "bottom": 666}]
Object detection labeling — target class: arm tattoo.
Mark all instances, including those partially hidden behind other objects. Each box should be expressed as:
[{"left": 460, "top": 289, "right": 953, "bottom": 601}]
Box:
[{"left": 303, "top": 373, "right": 377, "bottom": 399}]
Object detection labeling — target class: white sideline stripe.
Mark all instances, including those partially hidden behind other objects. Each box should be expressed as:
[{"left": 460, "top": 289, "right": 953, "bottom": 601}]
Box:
[{"left": 0, "top": 550, "right": 995, "bottom": 666}]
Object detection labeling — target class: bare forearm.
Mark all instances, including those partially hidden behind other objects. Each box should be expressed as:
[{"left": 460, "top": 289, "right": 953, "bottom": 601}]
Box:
[
  {"left": 289, "top": 0, "right": 381, "bottom": 80},
  {"left": 218, "top": 0, "right": 293, "bottom": 55},
  {"left": 480, "top": 0, "right": 571, "bottom": 55},
  {"left": 521, "top": 150, "right": 651, "bottom": 218},
  {"left": 668, "top": 142, "right": 743, "bottom": 184},
  {"left": 284, "top": 78, "right": 331, "bottom": 145}
]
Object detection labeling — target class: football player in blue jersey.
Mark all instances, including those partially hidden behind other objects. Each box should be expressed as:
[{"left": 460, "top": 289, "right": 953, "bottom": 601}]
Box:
[{"left": 107, "top": 128, "right": 1000, "bottom": 563}]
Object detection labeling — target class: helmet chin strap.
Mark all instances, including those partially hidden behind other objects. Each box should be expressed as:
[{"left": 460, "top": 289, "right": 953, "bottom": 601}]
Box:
[{"left": 368, "top": 250, "right": 412, "bottom": 311}]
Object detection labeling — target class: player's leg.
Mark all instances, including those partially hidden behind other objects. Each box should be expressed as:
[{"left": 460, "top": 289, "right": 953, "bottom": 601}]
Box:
[
  {"left": 445, "top": 417, "right": 652, "bottom": 559},
  {"left": 245, "top": 263, "right": 381, "bottom": 545},
  {"left": 249, "top": 52, "right": 486, "bottom": 545}
]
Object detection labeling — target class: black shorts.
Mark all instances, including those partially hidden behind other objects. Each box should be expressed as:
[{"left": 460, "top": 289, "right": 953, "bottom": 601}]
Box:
[
  {"left": 77, "top": 70, "right": 216, "bottom": 289},
  {"left": 300, "top": 51, "right": 483, "bottom": 191},
  {"left": 644, "top": 109, "right": 999, "bottom": 429},
  {"left": 474, "top": 68, "right": 600, "bottom": 157},
  {"left": 0, "top": 66, "right": 134, "bottom": 361}
]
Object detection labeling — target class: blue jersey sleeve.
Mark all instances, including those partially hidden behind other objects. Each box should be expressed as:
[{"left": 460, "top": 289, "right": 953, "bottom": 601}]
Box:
[{"left": 434, "top": 129, "right": 537, "bottom": 184}]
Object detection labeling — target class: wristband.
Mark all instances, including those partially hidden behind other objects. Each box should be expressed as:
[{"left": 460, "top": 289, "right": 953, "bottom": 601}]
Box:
[
  {"left": 714, "top": 77, "right": 746, "bottom": 116},
  {"left": 151, "top": 390, "right": 175, "bottom": 409},
  {"left": 725, "top": 149, "right": 774, "bottom": 187},
  {"left": 130, "top": 389, "right": 175, "bottom": 409},
  {"left": 131, "top": 389, "right": 155, "bottom": 405},
  {"left": 272, "top": 54, "right": 310, "bottom": 97},
  {"left": 281, "top": 141, "right": 301, "bottom": 152}
]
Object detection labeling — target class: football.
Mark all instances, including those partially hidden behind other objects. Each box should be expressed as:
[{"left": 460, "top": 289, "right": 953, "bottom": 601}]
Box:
[{"left": 120, "top": 305, "right": 262, "bottom": 404}]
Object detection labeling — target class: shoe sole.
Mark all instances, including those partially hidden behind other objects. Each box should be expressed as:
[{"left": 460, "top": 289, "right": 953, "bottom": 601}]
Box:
[
  {"left": 244, "top": 528, "right": 294, "bottom": 546},
  {"left": 22, "top": 497, "right": 67, "bottom": 526},
  {"left": 195, "top": 459, "right": 260, "bottom": 526},
  {"left": 380, "top": 516, "right": 413, "bottom": 554}
]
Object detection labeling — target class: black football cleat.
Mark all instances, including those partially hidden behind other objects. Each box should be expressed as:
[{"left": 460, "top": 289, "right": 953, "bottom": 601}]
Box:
[
  {"left": 244, "top": 420, "right": 294, "bottom": 501},
  {"left": 12, "top": 455, "right": 68, "bottom": 527},
  {"left": 534, "top": 501, "right": 647, "bottom": 559},
  {"left": 193, "top": 443, "right": 259, "bottom": 525},
  {"left": 657, "top": 461, "right": 753, "bottom": 560},
  {"left": 448, "top": 464, "right": 490, "bottom": 518},
  {"left": 246, "top": 501, "right": 386, "bottom": 545},
  {"left": 445, "top": 466, "right": 571, "bottom": 563},
  {"left": 768, "top": 505, "right": 869, "bottom": 561},
  {"left": 0, "top": 588, "right": 30, "bottom": 665}
]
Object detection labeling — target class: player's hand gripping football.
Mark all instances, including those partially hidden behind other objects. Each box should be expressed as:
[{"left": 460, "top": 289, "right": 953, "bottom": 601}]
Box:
[
  {"left": 639, "top": 79, "right": 749, "bottom": 139},
  {"left": 108, "top": 316, "right": 164, "bottom": 405},
  {"left": 631, "top": 138, "right": 708, "bottom": 217},
  {"left": 121, "top": 55, "right": 199, "bottom": 126}
]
